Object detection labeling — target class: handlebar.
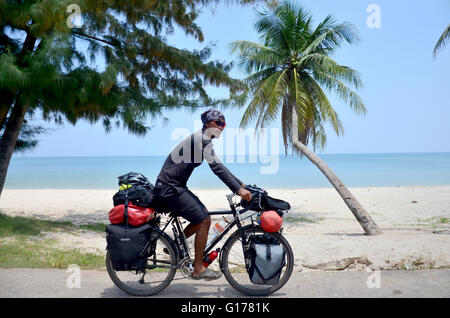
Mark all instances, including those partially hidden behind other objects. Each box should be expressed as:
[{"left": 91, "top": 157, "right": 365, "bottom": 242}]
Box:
[{"left": 226, "top": 193, "right": 240, "bottom": 208}]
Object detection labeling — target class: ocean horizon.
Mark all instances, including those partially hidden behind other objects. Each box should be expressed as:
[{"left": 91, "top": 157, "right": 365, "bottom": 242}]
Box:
[{"left": 5, "top": 152, "right": 450, "bottom": 190}]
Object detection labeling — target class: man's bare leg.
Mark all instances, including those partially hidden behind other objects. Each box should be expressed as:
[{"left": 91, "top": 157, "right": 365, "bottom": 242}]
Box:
[
  {"left": 183, "top": 216, "right": 211, "bottom": 276},
  {"left": 183, "top": 223, "right": 198, "bottom": 239}
]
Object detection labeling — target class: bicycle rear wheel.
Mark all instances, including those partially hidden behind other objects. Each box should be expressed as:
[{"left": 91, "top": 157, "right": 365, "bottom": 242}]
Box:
[
  {"left": 220, "top": 225, "right": 294, "bottom": 296},
  {"left": 106, "top": 229, "right": 177, "bottom": 296}
]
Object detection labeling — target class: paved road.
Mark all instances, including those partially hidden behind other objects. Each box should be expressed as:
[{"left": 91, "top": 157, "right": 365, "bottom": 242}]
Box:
[{"left": 1, "top": 268, "right": 449, "bottom": 298}]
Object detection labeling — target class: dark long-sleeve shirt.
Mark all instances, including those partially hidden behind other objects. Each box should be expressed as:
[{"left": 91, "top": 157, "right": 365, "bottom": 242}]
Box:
[{"left": 156, "top": 129, "right": 243, "bottom": 194}]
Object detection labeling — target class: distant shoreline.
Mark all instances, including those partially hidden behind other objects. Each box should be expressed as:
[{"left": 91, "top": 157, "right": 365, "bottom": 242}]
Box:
[{"left": 5, "top": 152, "right": 450, "bottom": 190}]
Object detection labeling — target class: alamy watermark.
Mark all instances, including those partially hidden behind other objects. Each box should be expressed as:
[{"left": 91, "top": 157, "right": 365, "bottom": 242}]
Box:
[
  {"left": 366, "top": 4, "right": 381, "bottom": 29},
  {"left": 67, "top": 4, "right": 83, "bottom": 28},
  {"left": 66, "top": 264, "right": 81, "bottom": 289},
  {"left": 366, "top": 265, "right": 381, "bottom": 289},
  {"left": 170, "top": 120, "right": 280, "bottom": 174}
]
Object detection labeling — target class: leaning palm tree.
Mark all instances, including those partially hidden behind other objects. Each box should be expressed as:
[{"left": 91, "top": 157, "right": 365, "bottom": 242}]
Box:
[
  {"left": 232, "top": 1, "right": 381, "bottom": 235},
  {"left": 433, "top": 24, "right": 450, "bottom": 58}
]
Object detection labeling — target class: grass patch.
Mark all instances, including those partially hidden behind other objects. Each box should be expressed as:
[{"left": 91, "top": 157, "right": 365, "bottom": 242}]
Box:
[
  {"left": 0, "top": 237, "right": 105, "bottom": 269},
  {"left": 436, "top": 217, "right": 450, "bottom": 224},
  {"left": 78, "top": 223, "right": 107, "bottom": 233},
  {"left": 0, "top": 212, "right": 106, "bottom": 237},
  {"left": 416, "top": 216, "right": 450, "bottom": 229},
  {"left": 0, "top": 213, "right": 106, "bottom": 269},
  {"left": 390, "top": 258, "right": 439, "bottom": 270},
  {"left": 284, "top": 215, "right": 323, "bottom": 224},
  {"left": 0, "top": 213, "right": 74, "bottom": 237}
]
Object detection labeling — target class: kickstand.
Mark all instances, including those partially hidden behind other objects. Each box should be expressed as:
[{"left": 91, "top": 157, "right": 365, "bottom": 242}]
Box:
[{"left": 138, "top": 270, "right": 147, "bottom": 284}]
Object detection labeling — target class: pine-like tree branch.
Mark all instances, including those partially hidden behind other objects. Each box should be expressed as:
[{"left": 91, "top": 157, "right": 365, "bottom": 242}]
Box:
[{"left": 72, "top": 30, "right": 118, "bottom": 48}]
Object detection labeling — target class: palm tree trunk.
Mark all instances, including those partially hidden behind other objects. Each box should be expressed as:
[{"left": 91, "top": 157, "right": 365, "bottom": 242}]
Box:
[
  {"left": 0, "top": 93, "right": 28, "bottom": 198},
  {"left": 291, "top": 107, "right": 382, "bottom": 235}
]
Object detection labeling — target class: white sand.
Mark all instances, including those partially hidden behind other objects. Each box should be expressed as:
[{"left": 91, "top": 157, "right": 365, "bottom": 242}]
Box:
[{"left": 1, "top": 186, "right": 449, "bottom": 271}]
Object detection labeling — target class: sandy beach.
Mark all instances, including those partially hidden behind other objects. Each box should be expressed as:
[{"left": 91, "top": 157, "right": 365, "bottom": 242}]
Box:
[{"left": 1, "top": 186, "right": 449, "bottom": 271}]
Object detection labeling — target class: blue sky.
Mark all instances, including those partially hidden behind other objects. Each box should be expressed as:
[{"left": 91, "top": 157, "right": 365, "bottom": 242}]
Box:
[{"left": 16, "top": 0, "right": 450, "bottom": 157}]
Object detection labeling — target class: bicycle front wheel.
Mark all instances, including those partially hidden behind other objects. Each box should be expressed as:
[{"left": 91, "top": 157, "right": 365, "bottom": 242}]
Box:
[
  {"left": 220, "top": 225, "right": 294, "bottom": 296},
  {"left": 106, "top": 229, "right": 177, "bottom": 296}
]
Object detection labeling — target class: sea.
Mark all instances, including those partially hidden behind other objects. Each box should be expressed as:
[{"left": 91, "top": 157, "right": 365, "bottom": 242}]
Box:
[{"left": 4, "top": 153, "right": 450, "bottom": 190}]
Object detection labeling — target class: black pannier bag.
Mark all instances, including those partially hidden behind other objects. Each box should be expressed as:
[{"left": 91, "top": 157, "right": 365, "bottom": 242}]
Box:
[
  {"left": 113, "top": 172, "right": 155, "bottom": 207},
  {"left": 113, "top": 185, "right": 154, "bottom": 207},
  {"left": 263, "top": 195, "right": 291, "bottom": 212},
  {"left": 240, "top": 184, "right": 291, "bottom": 215},
  {"left": 106, "top": 223, "right": 152, "bottom": 271},
  {"left": 245, "top": 234, "right": 286, "bottom": 285}
]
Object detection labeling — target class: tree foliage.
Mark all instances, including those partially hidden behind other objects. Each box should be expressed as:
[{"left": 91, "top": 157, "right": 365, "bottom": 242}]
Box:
[
  {"left": 1, "top": 0, "right": 271, "bottom": 138},
  {"left": 0, "top": 0, "right": 274, "bottom": 195}
]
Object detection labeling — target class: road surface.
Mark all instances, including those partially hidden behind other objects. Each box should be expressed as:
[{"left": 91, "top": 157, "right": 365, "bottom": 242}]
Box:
[{"left": 1, "top": 268, "right": 449, "bottom": 298}]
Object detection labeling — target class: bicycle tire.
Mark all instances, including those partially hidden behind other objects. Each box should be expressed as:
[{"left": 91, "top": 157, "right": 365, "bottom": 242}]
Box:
[
  {"left": 106, "top": 228, "right": 178, "bottom": 296},
  {"left": 220, "top": 225, "right": 294, "bottom": 296}
]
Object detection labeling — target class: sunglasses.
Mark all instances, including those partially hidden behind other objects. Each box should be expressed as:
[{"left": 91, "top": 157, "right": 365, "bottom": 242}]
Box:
[{"left": 214, "top": 120, "right": 226, "bottom": 128}]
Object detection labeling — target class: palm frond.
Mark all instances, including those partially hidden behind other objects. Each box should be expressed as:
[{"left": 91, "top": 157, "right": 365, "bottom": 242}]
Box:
[
  {"left": 303, "top": 73, "right": 344, "bottom": 136},
  {"left": 244, "top": 67, "right": 278, "bottom": 87},
  {"left": 299, "top": 53, "right": 362, "bottom": 89},
  {"left": 291, "top": 68, "right": 311, "bottom": 120},
  {"left": 301, "top": 20, "right": 359, "bottom": 56},
  {"left": 433, "top": 24, "right": 450, "bottom": 58},
  {"left": 313, "top": 70, "right": 366, "bottom": 116},
  {"left": 240, "top": 70, "right": 285, "bottom": 128},
  {"left": 230, "top": 41, "right": 284, "bottom": 72},
  {"left": 260, "top": 69, "right": 289, "bottom": 127},
  {"left": 281, "top": 97, "right": 291, "bottom": 155},
  {"left": 255, "top": 6, "right": 293, "bottom": 53}
]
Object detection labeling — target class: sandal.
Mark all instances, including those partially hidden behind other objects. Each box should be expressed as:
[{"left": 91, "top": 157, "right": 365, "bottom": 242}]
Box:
[{"left": 191, "top": 268, "right": 223, "bottom": 281}]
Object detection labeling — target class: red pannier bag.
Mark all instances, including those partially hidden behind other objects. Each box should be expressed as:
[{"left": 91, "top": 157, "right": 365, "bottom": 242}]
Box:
[{"left": 109, "top": 203, "right": 155, "bottom": 226}]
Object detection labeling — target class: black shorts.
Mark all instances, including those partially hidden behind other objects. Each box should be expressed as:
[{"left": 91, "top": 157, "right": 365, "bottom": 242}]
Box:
[{"left": 154, "top": 183, "right": 209, "bottom": 224}]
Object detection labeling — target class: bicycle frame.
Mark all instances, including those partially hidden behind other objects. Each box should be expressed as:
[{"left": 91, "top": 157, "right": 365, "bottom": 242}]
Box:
[
  {"left": 203, "top": 194, "right": 249, "bottom": 256},
  {"left": 157, "top": 193, "right": 253, "bottom": 262}
]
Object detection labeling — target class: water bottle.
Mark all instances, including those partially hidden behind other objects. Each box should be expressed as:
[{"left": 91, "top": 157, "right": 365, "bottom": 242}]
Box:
[
  {"left": 207, "top": 217, "right": 230, "bottom": 246},
  {"left": 203, "top": 248, "right": 220, "bottom": 267}
]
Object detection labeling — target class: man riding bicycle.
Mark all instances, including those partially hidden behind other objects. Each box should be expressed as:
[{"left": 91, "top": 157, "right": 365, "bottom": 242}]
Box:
[{"left": 154, "top": 109, "right": 252, "bottom": 281}]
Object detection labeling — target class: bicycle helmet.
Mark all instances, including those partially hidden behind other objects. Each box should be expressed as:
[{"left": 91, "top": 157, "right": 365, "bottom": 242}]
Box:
[
  {"left": 259, "top": 210, "right": 283, "bottom": 233},
  {"left": 118, "top": 172, "right": 153, "bottom": 188}
]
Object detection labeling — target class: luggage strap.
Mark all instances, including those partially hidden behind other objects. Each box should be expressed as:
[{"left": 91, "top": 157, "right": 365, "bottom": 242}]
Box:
[
  {"left": 266, "top": 243, "right": 271, "bottom": 261},
  {"left": 124, "top": 176, "right": 130, "bottom": 226}
]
